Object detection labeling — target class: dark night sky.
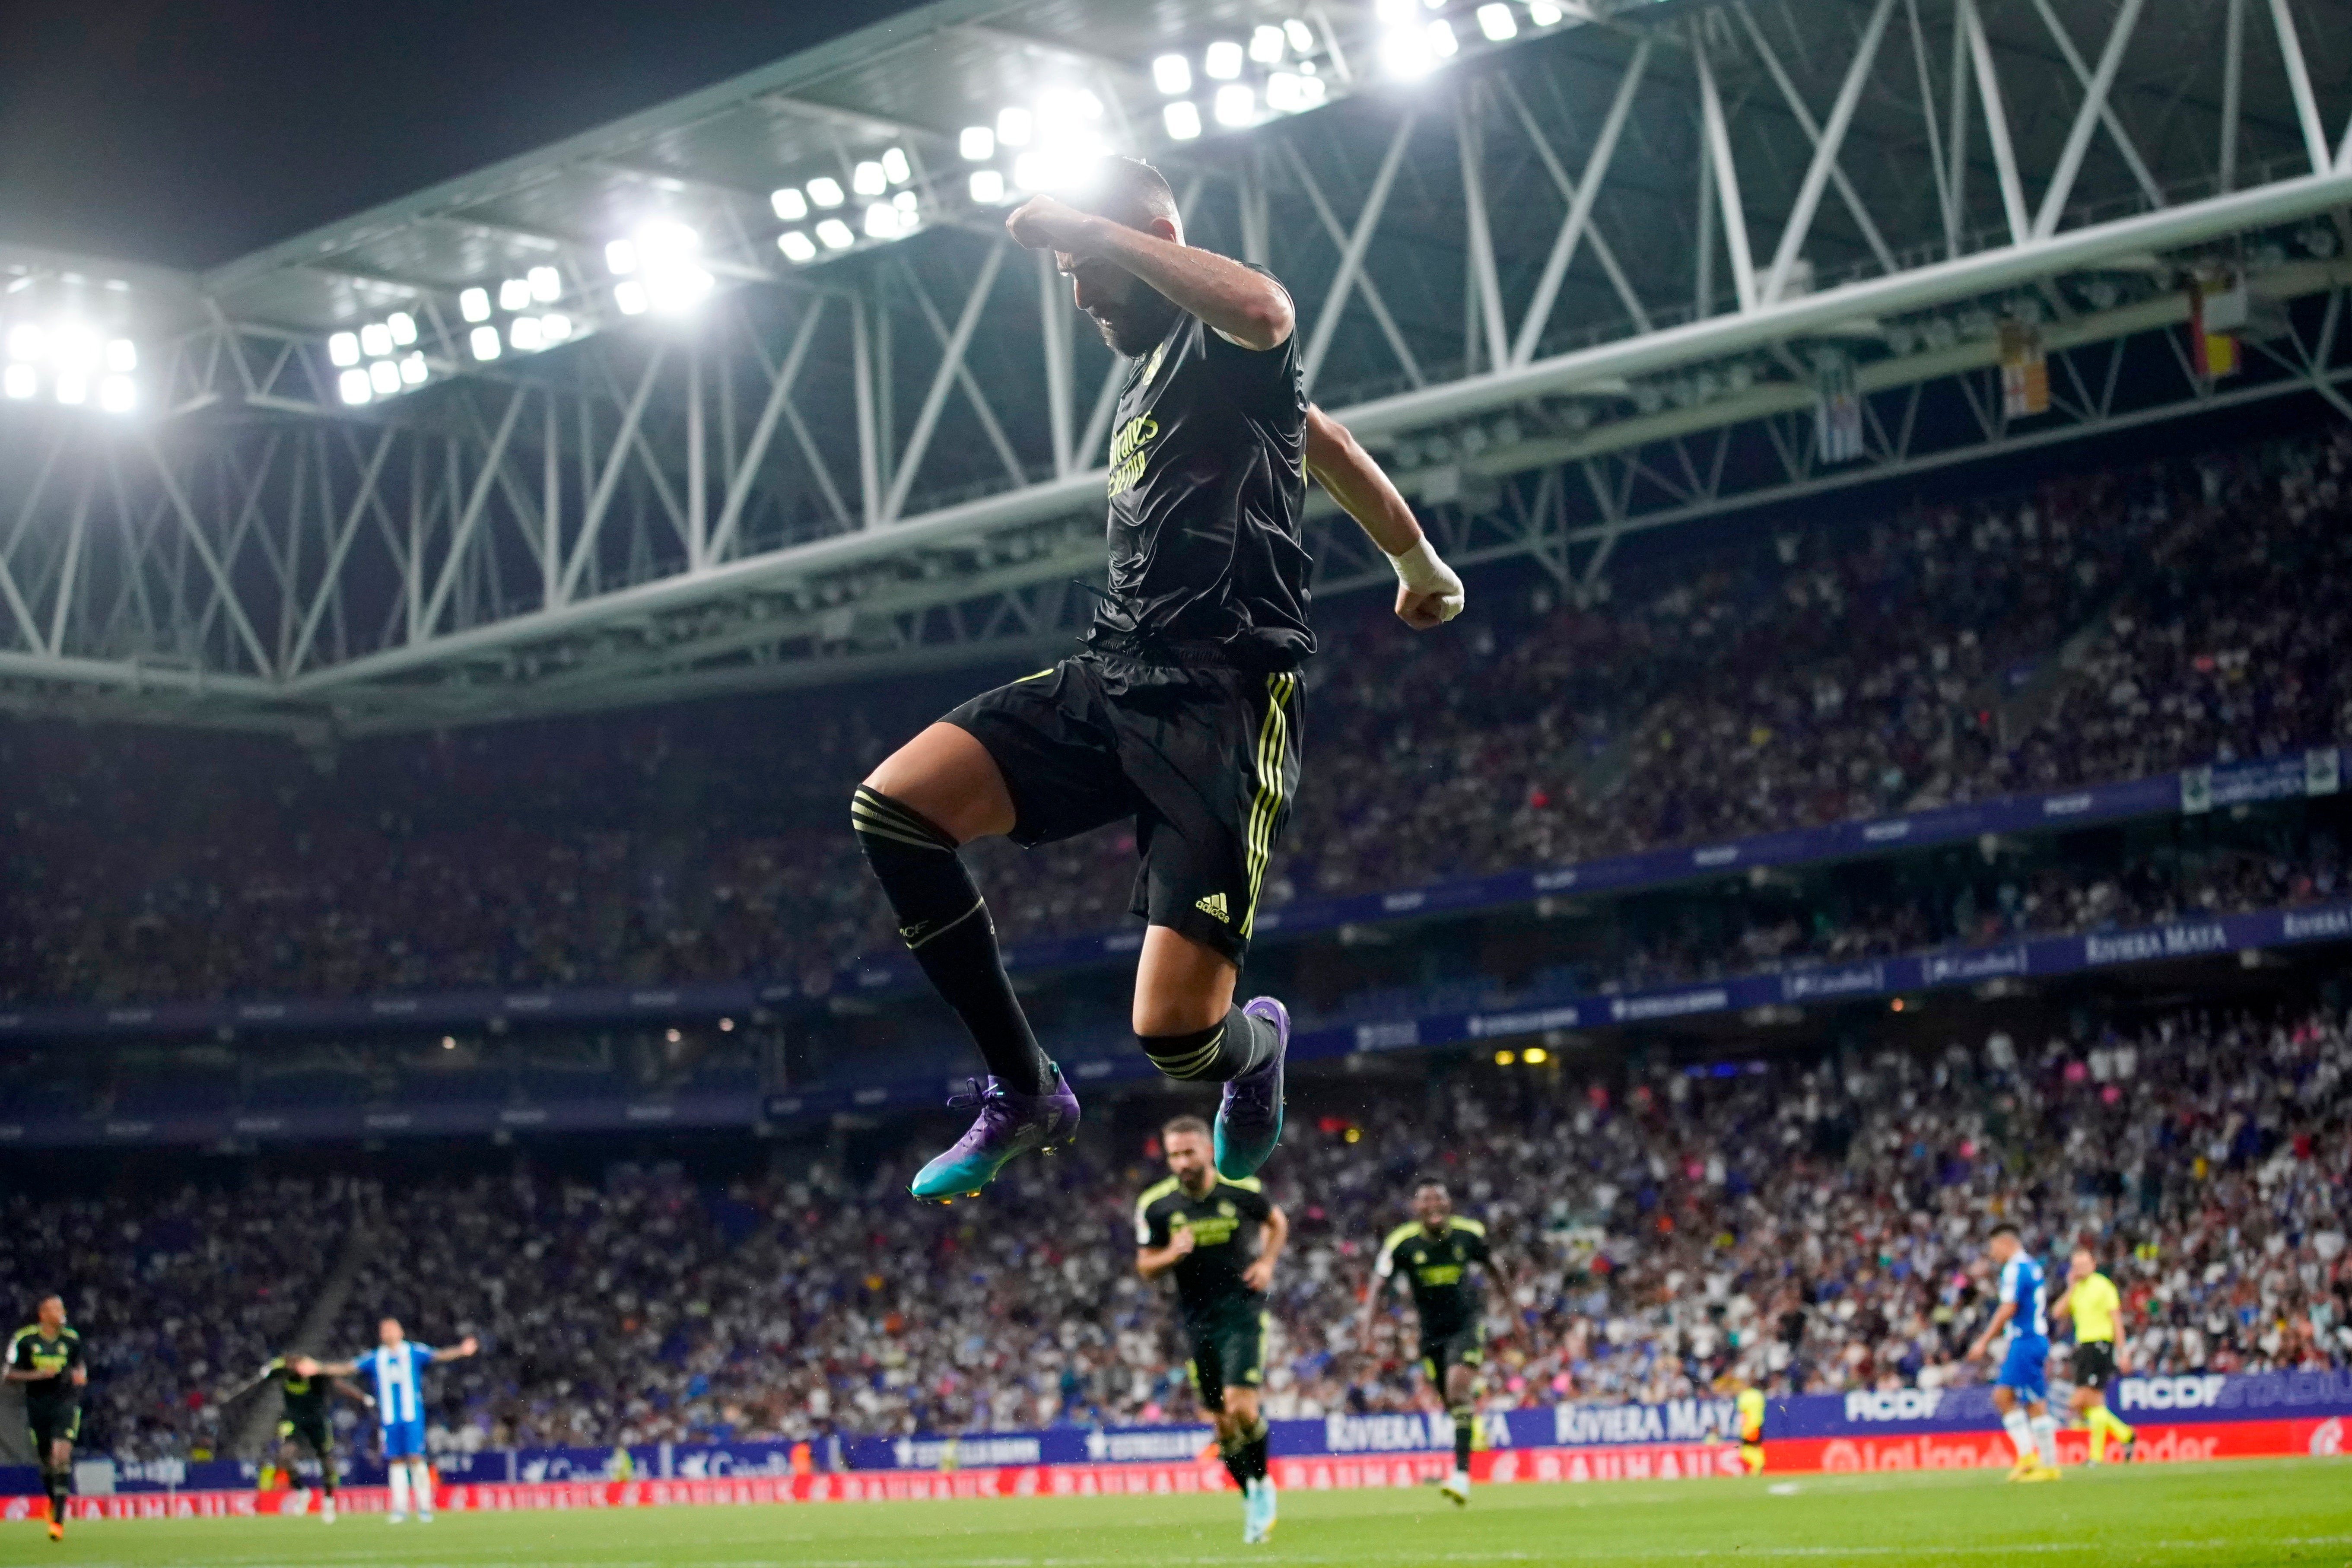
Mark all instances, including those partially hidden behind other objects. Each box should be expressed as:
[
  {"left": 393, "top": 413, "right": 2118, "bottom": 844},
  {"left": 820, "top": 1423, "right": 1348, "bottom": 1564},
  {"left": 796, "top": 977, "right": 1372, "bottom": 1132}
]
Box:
[{"left": 0, "top": 1, "right": 920, "bottom": 270}]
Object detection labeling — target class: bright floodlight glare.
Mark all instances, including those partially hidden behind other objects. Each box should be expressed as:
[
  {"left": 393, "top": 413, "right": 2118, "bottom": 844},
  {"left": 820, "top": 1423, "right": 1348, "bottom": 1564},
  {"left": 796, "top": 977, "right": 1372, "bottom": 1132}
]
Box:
[
  {"left": 771, "top": 187, "right": 808, "bottom": 221},
  {"left": 778, "top": 230, "right": 818, "bottom": 262},
  {"left": 99, "top": 374, "right": 136, "bottom": 414},
  {"left": 368, "top": 358, "right": 400, "bottom": 394},
  {"left": 359, "top": 322, "right": 393, "bottom": 359},
  {"left": 852, "top": 160, "right": 887, "bottom": 197},
  {"left": 1163, "top": 100, "right": 1203, "bottom": 140},
  {"left": 4, "top": 363, "right": 35, "bottom": 398},
  {"left": 1429, "top": 19, "right": 1460, "bottom": 57},
  {"left": 613, "top": 279, "right": 649, "bottom": 315},
  {"left": 470, "top": 324, "right": 502, "bottom": 360},
  {"left": 387, "top": 312, "right": 417, "bottom": 346},
  {"left": 816, "top": 218, "right": 855, "bottom": 251},
  {"left": 528, "top": 265, "right": 562, "bottom": 302},
  {"left": 460, "top": 286, "right": 493, "bottom": 321},
  {"left": 969, "top": 169, "right": 1006, "bottom": 204},
  {"left": 882, "top": 146, "right": 912, "bottom": 185},
  {"left": 327, "top": 331, "right": 361, "bottom": 367},
  {"left": 604, "top": 240, "right": 638, "bottom": 276},
  {"left": 1477, "top": 3, "right": 1517, "bottom": 40},
  {"left": 510, "top": 315, "right": 545, "bottom": 352},
  {"left": 1011, "top": 149, "right": 1054, "bottom": 191},
  {"left": 399, "top": 352, "right": 428, "bottom": 385},
  {"left": 54, "top": 372, "right": 87, "bottom": 406},
  {"left": 996, "top": 106, "right": 1033, "bottom": 147},
  {"left": 498, "top": 278, "right": 532, "bottom": 312},
  {"left": 1266, "top": 72, "right": 1305, "bottom": 113},
  {"left": 105, "top": 337, "right": 138, "bottom": 372},
  {"left": 542, "top": 313, "right": 573, "bottom": 343},
  {"left": 1528, "top": 0, "right": 1563, "bottom": 22},
  {"left": 337, "top": 368, "right": 372, "bottom": 406},
  {"left": 1213, "top": 84, "right": 1255, "bottom": 127},
  {"left": 1204, "top": 39, "right": 1244, "bottom": 79},
  {"left": 5, "top": 324, "right": 41, "bottom": 361},
  {"left": 864, "top": 203, "right": 900, "bottom": 240},
  {"left": 1298, "top": 74, "right": 1329, "bottom": 108},
  {"left": 1152, "top": 54, "right": 1192, "bottom": 95},
  {"left": 1284, "top": 17, "right": 1316, "bottom": 51},
  {"left": 51, "top": 326, "right": 99, "bottom": 372},
  {"left": 959, "top": 125, "right": 995, "bottom": 161},
  {"left": 807, "top": 176, "right": 845, "bottom": 209},
  {"left": 1249, "top": 24, "right": 1286, "bottom": 63},
  {"left": 1376, "top": 0, "right": 1417, "bottom": 20}
]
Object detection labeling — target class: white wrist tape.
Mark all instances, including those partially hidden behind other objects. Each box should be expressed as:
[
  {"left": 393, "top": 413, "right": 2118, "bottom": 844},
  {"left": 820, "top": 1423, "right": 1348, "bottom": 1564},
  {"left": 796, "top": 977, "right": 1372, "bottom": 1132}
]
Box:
[{"left": 1388, "top": 537, "right": 1466, "bottom": 620}]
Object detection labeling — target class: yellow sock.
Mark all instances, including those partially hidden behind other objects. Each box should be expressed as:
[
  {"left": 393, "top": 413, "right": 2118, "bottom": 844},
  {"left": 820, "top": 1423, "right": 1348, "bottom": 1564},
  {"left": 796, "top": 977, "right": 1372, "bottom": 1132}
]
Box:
[
  {"left": 2088, "top": 1416, "right": 2107, "bottom": 1463},
  {"left": 2092, "top": 1406, "right": 2134, "bottom": 1456},
  {"left": 1741, "top": 1444, "right": 1765, "bottom": 1476}
]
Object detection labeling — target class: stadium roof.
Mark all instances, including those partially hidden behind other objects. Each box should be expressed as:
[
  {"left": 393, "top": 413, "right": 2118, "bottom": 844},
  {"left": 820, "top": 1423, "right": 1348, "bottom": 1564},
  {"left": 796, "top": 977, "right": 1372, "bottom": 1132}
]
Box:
[{"left": 3, "top": 0, "right": 2351, "bottom": 736}]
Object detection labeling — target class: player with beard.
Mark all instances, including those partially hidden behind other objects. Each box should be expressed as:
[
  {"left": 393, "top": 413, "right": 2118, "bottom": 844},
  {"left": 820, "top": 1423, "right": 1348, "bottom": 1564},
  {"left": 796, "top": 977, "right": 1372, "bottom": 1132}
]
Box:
[{"left": 857, "top": 155, "right": 1465, "bottom": 1203}]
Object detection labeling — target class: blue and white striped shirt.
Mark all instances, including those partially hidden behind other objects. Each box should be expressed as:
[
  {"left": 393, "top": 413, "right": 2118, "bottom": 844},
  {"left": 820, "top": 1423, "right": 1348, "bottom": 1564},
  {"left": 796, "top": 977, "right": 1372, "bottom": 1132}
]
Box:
[
  {"left": 353, "top": 1342, "right": 437, "bottom": 1425},
  {"left": 1999, "top": 1254, "right": 2049, "bottom": 1345}
]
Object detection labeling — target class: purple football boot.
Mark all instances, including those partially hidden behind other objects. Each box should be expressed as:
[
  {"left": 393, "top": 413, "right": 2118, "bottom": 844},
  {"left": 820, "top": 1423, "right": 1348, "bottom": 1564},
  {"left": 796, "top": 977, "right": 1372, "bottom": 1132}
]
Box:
[{"left": 907, "top": 1065, "right": 1080, "bottom": 1203}]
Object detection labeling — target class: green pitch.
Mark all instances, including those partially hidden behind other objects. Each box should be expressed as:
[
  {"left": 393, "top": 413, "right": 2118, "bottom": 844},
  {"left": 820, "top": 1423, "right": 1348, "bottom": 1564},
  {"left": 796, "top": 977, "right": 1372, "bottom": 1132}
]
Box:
[{"left": 5, "top": 1459, "right": 2345, "bottom": 1567}]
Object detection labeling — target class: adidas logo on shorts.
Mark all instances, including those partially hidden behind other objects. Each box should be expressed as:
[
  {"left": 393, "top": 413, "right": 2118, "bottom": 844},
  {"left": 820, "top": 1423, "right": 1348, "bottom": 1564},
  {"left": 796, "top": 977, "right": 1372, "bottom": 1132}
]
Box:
[{"left": 1195, "top": 891, "right": 1230, "bottom": 924}]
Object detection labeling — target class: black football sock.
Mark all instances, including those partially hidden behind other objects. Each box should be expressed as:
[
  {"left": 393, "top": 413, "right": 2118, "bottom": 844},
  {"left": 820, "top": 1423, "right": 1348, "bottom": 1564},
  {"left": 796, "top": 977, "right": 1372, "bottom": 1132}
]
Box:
[
  {"left": 47, "top": 1466, "right": 67, "bottom": 1521},
  {"left": 1140, "top": 1005, "right": 1276, "bottom": 1084},
  {"left": 1237, "top": 1416, "right": 1271, "bottom": 1484},
  {"left": 321, "top": 1454, "right": 337, "bottom": 1497},
  {"left": 853, "top": 786, "right": 1050, "bottom": 1095},
  {"left": 1219, "top": 1432, "right": 1250, "bottom": 1491},
  {"left": 1452, "top": 1406, "right": 1475, "bottom": 1470}
]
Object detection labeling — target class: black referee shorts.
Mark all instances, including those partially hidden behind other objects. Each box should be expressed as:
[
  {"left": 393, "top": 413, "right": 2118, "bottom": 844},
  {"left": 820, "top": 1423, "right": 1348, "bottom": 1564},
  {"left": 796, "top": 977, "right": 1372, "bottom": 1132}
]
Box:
[
  {"left": 2070, "top": 1341, "right": 2117, "bottom": 1390},
  {"left": 945, "top": 652, "right": 1303, "bottom": 967}
]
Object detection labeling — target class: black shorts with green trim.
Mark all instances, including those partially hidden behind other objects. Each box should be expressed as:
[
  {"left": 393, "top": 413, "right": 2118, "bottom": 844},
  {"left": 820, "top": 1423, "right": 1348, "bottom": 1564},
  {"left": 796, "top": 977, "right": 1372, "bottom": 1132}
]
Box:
[
  {"left": 943, "top": 652, "right": 1303, "bottom": 968},
  {"left": 1182, "top": 1298, "right": 1269, "bottom": 1411},
  {"left": 2070, "top": 1340, "right": 2116, "bottom": 1390},
  {"left": 279, "top": 1416, "right": 333, "bottom": 1456},
  {"left": 1420, "top": 1320, "right": 1486, "bottom": 1386},
  {"left": 27, "top": 1400, "right": 80, "bottom": 1451}
]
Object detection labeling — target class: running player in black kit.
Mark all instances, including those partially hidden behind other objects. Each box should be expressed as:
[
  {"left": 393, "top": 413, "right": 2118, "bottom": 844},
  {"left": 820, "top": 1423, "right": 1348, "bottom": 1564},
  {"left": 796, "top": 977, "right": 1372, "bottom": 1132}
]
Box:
[
  {"left": 1360, "top": 1182, "right": 1496, "bottom": 1506},
  {"left": 1137, "top": 1115, "right": 1289, "bottom": 1543},
  {"left": 858, "top": 155, "right": 1465, "bottom": 1202},
  {"left": 7, "top": 1295, "right": 86, "bottom": 1541}
]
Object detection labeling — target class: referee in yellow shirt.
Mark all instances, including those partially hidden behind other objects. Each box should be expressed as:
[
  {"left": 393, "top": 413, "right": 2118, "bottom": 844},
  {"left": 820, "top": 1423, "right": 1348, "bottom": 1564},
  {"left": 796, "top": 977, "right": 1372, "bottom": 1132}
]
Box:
[{"left": 2053, "top": 1246, "right": 2136, "bottom": 1463}]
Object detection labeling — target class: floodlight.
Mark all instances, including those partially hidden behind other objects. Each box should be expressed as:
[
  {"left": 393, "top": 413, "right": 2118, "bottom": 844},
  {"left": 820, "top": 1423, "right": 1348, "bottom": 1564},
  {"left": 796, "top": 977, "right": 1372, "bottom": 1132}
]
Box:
[
  {"left": 779, "top": 230, "right": 818, "bottom": 263},
  {"left": 542, "top": 313, "right": 572, "bottom": 343},
  {"left": 1376, "top": 0, "right": 1416, "bottom": 20},
  {"left": 1381, "top": 22, "right": 1436, "bottom": 75},
  {"left": 772, "top": 187, "right": 808, "bottom": 221},
  {"left": 386, "top": 312, "right": 417, "bottom": 346},
  {"left": 50, "top": 326, "right": 99, "bottom": 372},
  {"left": 1284, "top": 18, "right": 1316, "bottom": 52},
  {"left": 1205, "top": 40, "right": 1244, "bottom": 79},
  {"left": 959, "top": 126, "right": 995, "bottom": 161},
  {"left": 969, "top": 169, "right": 1006, "bottom": 204},
  {"left": 499, "top": 278, "right": 532, "bottom": 312},
  {"left": 3, "top": 363, "right": 35, "bottom": 398},
  {"left": 105, "top": 338, "right": 138, "bottom": 372},
  {"left": 632, "top": 222, "right": 713, "bottom": 312},
  {"left": 997, "top": 106, "right": 1033, "bottom": 147},
  {"left": 328, "top": 331, "right": 361, "bottom": 367},
  {"left": 882, "top": 146, "right": 912, "bottom": 184},
  {"left": 807, "top": 176, "right": 845, "bottom": 209},
  {"left": 1036, "top": 89, "right": 1102, "bottom": 139},
  {"left": 470, "top": 325, "right": 502, "bottom": 360},
  {"left": 1163, "top": 101, "right": 1203, "bottom": 140},
  {"left": 613, "top": 280, "right": 649, "bottom": 315},
  {"left": 6, "top": 324, "right": 41, "bottom": 362},
  {"left": 338, "top": 368, "right": 372, "bottom": 405},
  {"left": 359, "top": 322, "right": 393, "bottom": 358},
  {"left": 510, "top": 315, "right": 545, "bottom": 352},
  {"left": 1298, "top": 75, "right": 1328, "bottom": 108},
  {"left": 399, "top": 352, "right": 428, "bottom": 385},
  {"left": 1429, "top": 19, "right": 1459, "bottom": 57},
  {"left": 368, "top": 358, "right": 400, "bottom": 394},
  {"left": 816, "top": 218, "right": 855, "bottom": 251},
  {"left": 1214, "top": 84, "right": 1255, "bottom": 127},
  {"left": 53, "top": 374, "right": 86, "bottom": 405},
  {"left": 1528, "top": 0, "right": 1562, "bottom": 22},
  {"left": 1012, "top": 150, "right": 1055, "bottom": 191},
  {"left": 461, "top": 286, "right": 493, "bottom": 321},
  {"left": 1152, "top": 54, "right": 1192, "bottom": 95},
  {"left": 1250, "top": 25, "right": 1286, "bottom": 63},
  {"left": 1477, "top": 3, "right": 1517, "bottom": 40},
  {"left": 853, "top": 160, "right": 887, "bottom": 197},
  {"left": 865, "top": 203, "right": 900, "bottom": 240},
  {"left": 1267, "top": 73, "right": 1302, "bottom": 112},
  {"left": 604, "top": 240, "right": 638, "bottom": 276},
  {"left": 98, "top": 375, "right": 136, "bottom": 413},
  {"left": 528, "top": 265, "right": 562, "bottom": 302}
]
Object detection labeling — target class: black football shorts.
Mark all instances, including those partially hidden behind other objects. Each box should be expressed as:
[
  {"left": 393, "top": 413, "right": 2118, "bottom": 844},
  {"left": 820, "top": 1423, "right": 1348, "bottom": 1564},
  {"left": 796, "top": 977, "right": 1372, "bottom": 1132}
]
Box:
[
  {"left": 945, "top": 652, "right": 1303, "bottom": 966},
  {"left": 2070, "top": 1341, "right": 2116, "bottom": 1390}
]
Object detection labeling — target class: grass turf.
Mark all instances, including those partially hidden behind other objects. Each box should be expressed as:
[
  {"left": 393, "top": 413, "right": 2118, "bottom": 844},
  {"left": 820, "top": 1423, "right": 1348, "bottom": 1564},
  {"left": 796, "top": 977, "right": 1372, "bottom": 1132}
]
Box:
[{"left": 3, "top": 1458, "right": 2344, "bottom": 1567}]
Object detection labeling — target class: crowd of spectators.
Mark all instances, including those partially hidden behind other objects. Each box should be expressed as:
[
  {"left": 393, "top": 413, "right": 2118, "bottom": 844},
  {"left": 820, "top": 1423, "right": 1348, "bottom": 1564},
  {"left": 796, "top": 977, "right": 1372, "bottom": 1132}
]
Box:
[
  {"left": 23, "top": 998, "right": 2321, "bottom": 1463},
  {"left": 3, "top": 426, "right": 2348, "bottom": 1011}
]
